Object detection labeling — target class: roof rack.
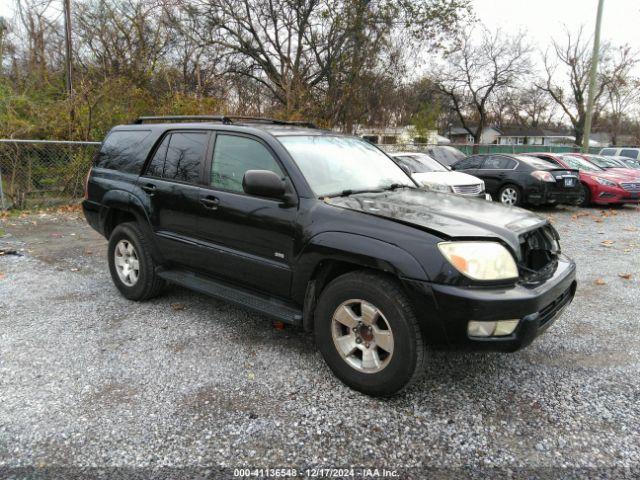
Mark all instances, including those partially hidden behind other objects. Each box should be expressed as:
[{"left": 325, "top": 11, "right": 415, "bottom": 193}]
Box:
[
  {"left": 133, "top": 115, "right": 231, "bottom": 124},
  {"left": 133, "top": 115, "right": 316, "bottom": 128}
]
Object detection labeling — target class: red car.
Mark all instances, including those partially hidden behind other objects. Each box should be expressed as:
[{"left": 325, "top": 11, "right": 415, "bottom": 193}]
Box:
[
  {"left": 524, "top": 152, "right": 640, "bottom": 206},
  {"left": 568, "top": 153, "right": 640, "bottom": 180}
]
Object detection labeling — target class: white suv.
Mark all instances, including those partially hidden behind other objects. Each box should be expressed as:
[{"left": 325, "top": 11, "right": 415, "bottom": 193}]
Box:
[{"left": 599, "top": 147, "right": 640, "bottom": 161}]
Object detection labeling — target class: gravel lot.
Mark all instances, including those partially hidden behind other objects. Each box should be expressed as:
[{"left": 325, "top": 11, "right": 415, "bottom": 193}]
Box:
[{"left": 1, "top": 204, "right": 639, "bottom": 477}]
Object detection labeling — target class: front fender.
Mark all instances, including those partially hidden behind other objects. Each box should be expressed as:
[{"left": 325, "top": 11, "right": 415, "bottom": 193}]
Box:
[{"left": 291, "top": 231, "right": 429, "bottom": 303}]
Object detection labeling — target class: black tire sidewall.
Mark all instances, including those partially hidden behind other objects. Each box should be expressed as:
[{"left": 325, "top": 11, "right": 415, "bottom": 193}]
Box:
[
  {"left": 579, "top": 183, "right": 591, "bottom": 206},
  {"left": 314, "top": 275, "right": 419, "bottom": 396},
  {"left": 107, "top": 223, "right": 152, "bottom": 300}
]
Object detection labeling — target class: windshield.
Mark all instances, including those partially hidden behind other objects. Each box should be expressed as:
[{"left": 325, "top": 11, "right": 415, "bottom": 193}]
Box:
[
  {"left": 619, "top": 158, "right": 640, "bottom": 169},
  {"left": 561, "top": 155, "right": 602, "bottom": 172},
  {"left": 395, "top": 154, "right": 447, "bottom": 173},
  {"left": 587, "top": 155, "right": 623, "bottom": 168},
  {"left": 279, "top": 135, "right": 414, "bottom": 197}
]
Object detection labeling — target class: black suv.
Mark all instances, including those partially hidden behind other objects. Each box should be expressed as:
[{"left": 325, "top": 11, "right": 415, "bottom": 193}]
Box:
[{"left": 83, "top": 116, "right": 577, "bottom": 396}]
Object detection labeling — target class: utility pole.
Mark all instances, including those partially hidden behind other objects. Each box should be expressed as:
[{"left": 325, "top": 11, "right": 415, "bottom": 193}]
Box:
[
  {"left": 63, "top": 0, "right": 75, "bottom": 126},
  {"left": 582, "top": 0, "right": 605, "bottom": 153}
]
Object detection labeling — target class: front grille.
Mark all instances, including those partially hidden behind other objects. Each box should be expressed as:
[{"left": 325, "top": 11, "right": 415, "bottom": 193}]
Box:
[
  {"left": 620, "top": 182, "right": 640, "bottom": 192},
  {"left": 452, "top": 184, "right": 483, "bottom": 195}
]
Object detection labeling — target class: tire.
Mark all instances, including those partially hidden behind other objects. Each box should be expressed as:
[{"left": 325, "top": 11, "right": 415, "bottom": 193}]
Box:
[
  {"left": 498, "top": 184, "right": 522, "bottom": 207},
  {"left": 578, "top": 183, "right": 591, "bottom": 207},
  {"left": 107, "top": 222, "right": 166, "bottom": 301},
  {"left": 314, "top": 271, "right": 427, "bottom": 396}
]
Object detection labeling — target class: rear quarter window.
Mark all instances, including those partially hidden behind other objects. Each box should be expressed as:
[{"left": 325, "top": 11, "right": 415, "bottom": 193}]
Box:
[
  {"left": 620, "top": 149, "right": 640, "bottom": 160},
  {"left": 94, "top": 130, "right": 155, "bottom": 173}
]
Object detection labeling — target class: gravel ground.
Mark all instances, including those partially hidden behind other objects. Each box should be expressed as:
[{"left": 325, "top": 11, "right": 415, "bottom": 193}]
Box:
[{"left": 1, "top": 205, "right": 639, "bottom": 478}]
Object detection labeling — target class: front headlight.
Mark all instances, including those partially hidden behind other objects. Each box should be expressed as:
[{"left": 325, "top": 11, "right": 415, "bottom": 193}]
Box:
[
  {"left": 595, "top": 177, "right": 617, "bottom": 187},
  {"left": 438, "top": 241, "right": 519, "bottom": 281},
  {"left": 423, "top": 182, "right": 451, "bottom": 193}
]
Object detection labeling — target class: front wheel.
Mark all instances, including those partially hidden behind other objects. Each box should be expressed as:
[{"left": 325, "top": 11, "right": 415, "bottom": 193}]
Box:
[{"left": 314, "top": 271, "right": 427, "bottom": 396}]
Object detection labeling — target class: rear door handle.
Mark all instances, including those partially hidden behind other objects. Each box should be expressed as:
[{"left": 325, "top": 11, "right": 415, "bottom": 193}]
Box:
[
  {"left": 141, "top": 183, "right": 157, "bottom": 194},
  {"left": 200, "top": 196, "right": 219, "bottom": 210}
]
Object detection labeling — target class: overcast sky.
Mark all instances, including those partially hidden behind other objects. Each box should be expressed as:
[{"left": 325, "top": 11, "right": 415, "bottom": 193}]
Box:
[
  {"left": 0, "top": 0, "right": 638, "bottom": 52},
  {"left": 472, "top": 0, "right": 640, "bottom": 50}
]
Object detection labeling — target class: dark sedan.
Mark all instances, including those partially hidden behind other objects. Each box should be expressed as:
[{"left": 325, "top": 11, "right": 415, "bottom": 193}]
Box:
[{"left": 452, "top": 154, "right": 581, "bottom": 207}]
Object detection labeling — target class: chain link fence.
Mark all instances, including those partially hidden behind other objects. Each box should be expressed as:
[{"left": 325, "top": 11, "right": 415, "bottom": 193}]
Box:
[
  {"left": 0, "top": 138, "right": 605, "bottom": 210},
  {"left": 0, "top": 140, "right": 101, "bottom": 210},
  {"left": 377, "top": 143, "right": 601, "bottom": 155}
]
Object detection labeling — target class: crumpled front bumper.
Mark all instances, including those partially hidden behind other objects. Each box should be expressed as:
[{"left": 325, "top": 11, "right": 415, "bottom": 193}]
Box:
[{"left": 403, "top": 254, "right": 577, "bottom": 352}]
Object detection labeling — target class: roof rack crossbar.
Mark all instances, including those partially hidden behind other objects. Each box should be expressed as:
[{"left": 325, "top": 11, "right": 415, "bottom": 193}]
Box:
[
  {"left": 133, "top": 115, "right": 232, "bottom": 124},
  {"left": 224, "top": 116, "right": 317, "bottom": 128},
  {"left": 132, "top": 114, "right": 316, "bottom": 128}
]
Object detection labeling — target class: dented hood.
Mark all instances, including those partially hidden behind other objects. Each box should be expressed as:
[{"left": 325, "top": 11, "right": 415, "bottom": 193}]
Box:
[{"left": 325, "top": 188, "right": 548, "bottom": 254}]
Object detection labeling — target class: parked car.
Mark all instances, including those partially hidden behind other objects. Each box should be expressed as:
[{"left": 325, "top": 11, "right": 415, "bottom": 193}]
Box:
[
  {"left": 523, "top": 153, "right": 640, "bottom": 206},
  {"left": 83, "top": 115, "right": 577, "bottom": 396},
  {"left": 389, "top": 152, "right": 490, "bottom": 199},
  {"left": 599, "top": 147, "right": 640, "bottom": 162},
  {"left": 452, "top": 153, "right": 581, "bottom": 207},
  {"left": 566, "top": 153, "right": 640, "bottom": 180},
  {"left": 422, "top": 145, "right": 467, "bottom": 166}
]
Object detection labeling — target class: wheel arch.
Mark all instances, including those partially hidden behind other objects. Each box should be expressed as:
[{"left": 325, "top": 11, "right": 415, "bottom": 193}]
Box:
[
  {"left": 101, "top": 190, "right": 162, "bottom": 261},
  {"left": 295, "top": 232, "right": 429, "bottom": 332}
]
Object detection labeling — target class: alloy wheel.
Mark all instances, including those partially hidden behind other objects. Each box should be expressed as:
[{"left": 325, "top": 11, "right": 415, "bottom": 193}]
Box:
[
  {"left": 114, "top": 239, "right": 140, "bottom": 287},
  {"left": 500, "top": 187, "right": 519, "bottom": 206},
  {"left": 331, "top": 299, "right": 394, "bottom": 374}
]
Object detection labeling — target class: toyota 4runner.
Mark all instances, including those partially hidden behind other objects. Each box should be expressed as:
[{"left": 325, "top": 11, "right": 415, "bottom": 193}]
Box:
[{"left": 83, "top": 115, "right": 577, "bottom": 396}]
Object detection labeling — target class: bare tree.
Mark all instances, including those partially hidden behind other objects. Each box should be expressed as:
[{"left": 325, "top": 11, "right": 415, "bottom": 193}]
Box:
[
  {"left": 604, "top": 46, "right": 639, "bottom": 145},
  {"left": 536, "top": 27, "right": 636, "bottom": 146},
  {"left": 191, "top": 0, "right": 470, "bottom": 126},
  {"left": 435, "top": 27, "right": 531, "bottom": 150}
]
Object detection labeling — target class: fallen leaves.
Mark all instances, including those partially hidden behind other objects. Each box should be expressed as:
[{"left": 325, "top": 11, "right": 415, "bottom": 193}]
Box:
[
  {"left": 0, "top": 272, "right": 5, "bottom": 281},
  {"left": 618, "top": 273, "right": 632, "bottom": 280},
  {"left": 170, "top": 303, "right": 186, "bottom": 311},
  {"left": 595, "top": 278, "right": 606, "bottom": 286},
  {"left": 601, "top": 240, "right": 615, "bottom": 247}
]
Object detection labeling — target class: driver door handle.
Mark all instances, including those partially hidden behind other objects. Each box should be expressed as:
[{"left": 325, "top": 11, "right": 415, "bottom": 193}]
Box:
[
  {"left": 200, "top": 196, "right": 219, "bottom": 210},
  {"left": 141, "top": 183, "right": 157, "bottom": 194}
]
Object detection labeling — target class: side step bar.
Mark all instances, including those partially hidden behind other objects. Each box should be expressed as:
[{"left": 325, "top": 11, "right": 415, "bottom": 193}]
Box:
[{"left": 157, "top": 269, "right": 303, "bottom": 326}]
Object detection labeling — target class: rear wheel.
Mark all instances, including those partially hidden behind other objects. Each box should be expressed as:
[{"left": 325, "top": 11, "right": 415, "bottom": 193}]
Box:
[
  {"left": 314, "top": 271, "right": 426, "bottom": 396},
  {"left": 498, "top": 184, "right": 522, "bottom": 207},
  {"left": 578, "top": 183, "right": 591, "bottom": 207},
  {"left": 108, "top": 222, "right": 166, "bottom": 300}
]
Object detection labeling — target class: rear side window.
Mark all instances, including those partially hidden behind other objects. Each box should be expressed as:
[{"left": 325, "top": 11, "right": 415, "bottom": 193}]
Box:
[
  {"left": 482, "top": 156, "right": 514, "bottom": 169},
  {"left": 144, "top": 131, "right": 208, "bottom": 183},
  {"left": 620, "top": 149, "right": 639, "bottom": 160},
  {"left": 94, "top": 130, "right": 154, "bottom": 173},
  {"left": 210, "top": 134, "right": 284, "bottom": 192}
]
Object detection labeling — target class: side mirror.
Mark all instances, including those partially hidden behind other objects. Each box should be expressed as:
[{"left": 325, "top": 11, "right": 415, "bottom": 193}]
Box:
[{"left": 242, "top": 170, "right": 286, "bottom": 199}]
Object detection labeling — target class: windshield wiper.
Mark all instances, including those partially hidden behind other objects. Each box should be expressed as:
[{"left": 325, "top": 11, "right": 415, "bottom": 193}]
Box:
[
  {"left": 323, "top": 184, "right": 414, "bottom": 199},
  {"left": 382, "top": 183, "right": 413, "bottom": 191},
  {"left": 324, "top": 188, "right": 385, "bottom": 198}
]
